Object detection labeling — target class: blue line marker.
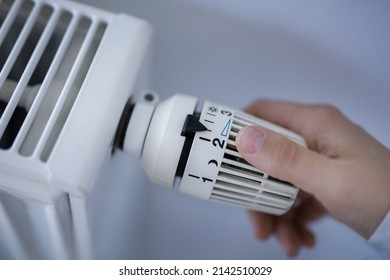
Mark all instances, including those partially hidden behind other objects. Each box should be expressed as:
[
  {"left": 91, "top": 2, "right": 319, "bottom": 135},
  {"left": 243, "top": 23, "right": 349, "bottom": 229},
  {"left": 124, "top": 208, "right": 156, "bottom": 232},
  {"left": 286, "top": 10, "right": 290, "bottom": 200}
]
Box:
[{"left": 221, "top": 119, "right": 231, "bottom": 137}]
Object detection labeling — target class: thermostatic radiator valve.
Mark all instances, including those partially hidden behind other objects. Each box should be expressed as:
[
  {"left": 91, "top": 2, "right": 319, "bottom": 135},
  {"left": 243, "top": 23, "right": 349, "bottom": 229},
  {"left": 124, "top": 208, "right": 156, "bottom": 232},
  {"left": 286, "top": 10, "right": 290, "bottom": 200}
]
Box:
[{"left": 116, "top": 93, "right": 306, "bottom": 215}]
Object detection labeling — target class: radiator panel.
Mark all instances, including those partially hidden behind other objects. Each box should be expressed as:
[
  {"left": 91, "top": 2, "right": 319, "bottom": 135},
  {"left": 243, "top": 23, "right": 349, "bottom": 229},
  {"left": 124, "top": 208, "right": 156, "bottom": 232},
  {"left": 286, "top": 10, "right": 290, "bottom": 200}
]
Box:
[{"left": 0, "top": 0, "right": 152, "bottom": 259}]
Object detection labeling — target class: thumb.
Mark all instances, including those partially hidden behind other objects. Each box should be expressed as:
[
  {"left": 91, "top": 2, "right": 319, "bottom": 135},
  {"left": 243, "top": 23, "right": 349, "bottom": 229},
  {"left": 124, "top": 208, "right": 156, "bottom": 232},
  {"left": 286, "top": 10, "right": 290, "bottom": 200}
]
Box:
[{"left": 236, "top": 126, "right": 329, "bottom": 195}]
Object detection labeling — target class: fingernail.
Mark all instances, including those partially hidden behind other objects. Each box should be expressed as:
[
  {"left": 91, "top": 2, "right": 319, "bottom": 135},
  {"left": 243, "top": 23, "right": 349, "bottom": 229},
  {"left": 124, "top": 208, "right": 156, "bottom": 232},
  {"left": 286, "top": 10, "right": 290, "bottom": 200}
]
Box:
[{"left": 237, "top": 126, "right": 264, "bottom": 154}]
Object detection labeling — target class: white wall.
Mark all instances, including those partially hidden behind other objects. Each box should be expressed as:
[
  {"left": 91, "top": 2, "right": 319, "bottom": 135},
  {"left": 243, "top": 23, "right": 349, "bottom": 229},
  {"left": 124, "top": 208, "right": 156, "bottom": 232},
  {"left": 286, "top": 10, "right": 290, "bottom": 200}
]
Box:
[{"left": 77, "top": 0, "right": 389, "bottom": 259}]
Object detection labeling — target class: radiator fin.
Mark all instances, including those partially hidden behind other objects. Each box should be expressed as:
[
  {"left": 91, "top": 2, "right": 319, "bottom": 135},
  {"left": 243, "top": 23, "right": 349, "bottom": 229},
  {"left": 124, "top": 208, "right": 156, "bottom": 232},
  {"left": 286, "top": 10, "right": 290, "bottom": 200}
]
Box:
[{"left": 0, "top": 0, "right": 107, "bottom": 162}]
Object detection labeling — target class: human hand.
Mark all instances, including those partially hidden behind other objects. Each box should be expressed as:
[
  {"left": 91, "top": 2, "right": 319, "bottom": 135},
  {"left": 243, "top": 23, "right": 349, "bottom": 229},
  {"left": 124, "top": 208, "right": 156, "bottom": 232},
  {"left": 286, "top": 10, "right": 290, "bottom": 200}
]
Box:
[{"left": 236, "top": 100, "right": 390, "bottom": 257}]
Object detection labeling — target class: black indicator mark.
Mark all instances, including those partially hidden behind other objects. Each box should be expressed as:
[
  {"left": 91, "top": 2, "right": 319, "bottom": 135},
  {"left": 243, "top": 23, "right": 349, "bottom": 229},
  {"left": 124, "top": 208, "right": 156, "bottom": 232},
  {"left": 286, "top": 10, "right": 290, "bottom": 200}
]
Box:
[
  {"left": 206, "top": 112, "right": 216, "bottom": 117},
  {"left": 221, "top": 110, "right": 232, "bottom": 116},
  {"left": 212, "top": 138, "right": 225, "bottom": 149},
  {"left": 199, "top": 137, "right": 211, "bottom": 142},
  {"left": 181, "top": 114, "right": 208, "bottom": 137},
  {"left": 204, "top": 119, "right": 214, "bottom": 124},
  {"left": 208, "top": 106, "right": 218, "bottom": 113},
  {"left": 202, "top": 177, "right": 213, "bottom": 183},
  {"left": 188, "top": 174, "right": 213, "bottom": 183}
]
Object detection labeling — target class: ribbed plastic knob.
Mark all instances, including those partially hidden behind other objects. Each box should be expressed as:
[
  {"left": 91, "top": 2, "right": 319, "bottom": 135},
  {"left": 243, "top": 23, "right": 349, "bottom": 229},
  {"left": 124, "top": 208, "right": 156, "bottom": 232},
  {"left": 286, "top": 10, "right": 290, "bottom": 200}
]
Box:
[{"left": 122, "top": 94, "right": 306, "bottom": 215}]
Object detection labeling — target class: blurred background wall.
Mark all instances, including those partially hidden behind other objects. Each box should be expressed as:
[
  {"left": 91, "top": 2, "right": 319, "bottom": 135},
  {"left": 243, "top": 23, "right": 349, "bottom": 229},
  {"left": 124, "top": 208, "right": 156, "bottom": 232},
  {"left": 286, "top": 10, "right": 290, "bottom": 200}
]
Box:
[{"left": 77, "top": 0, "right": 390, "bottom": 259}]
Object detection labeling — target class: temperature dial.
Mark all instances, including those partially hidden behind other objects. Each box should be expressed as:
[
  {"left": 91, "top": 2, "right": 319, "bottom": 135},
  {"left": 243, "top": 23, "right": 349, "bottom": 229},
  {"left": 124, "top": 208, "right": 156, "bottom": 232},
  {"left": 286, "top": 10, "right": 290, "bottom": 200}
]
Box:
[{"left": 119, "top": 93, "right": 306, "bottom": 215}]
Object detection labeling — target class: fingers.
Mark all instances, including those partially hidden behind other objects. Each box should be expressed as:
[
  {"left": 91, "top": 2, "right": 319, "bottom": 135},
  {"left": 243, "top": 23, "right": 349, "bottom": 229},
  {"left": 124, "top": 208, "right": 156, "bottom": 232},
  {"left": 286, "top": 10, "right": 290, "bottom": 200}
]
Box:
[
  {"left": 245, "top": 100, "right": 345, "bottom": 133},
  {"left": 276, "top": 219, "right": 315, "bottom": 257},
  {"left": 247, "top": 210, "right": 275, "bottom": 240},
  {"left": 244, "top": 100, "right": 348, "bottom": 153},
  {"left": 299, "top": 227, "right": 315, "bottom": 248},
  {"left": 236, "top": 126, "right": 331, "bottom": 196},
  {"left": 248, "top": 210, "right": 316, "bottom": 257},
  {"left": 276, "top": 218, "right": 301, "bottom": 257}
]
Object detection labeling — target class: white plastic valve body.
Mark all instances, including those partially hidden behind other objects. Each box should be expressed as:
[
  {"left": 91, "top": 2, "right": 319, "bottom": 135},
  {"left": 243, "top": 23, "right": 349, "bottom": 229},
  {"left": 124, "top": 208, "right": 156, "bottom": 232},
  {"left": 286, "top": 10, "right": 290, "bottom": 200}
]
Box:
[
  {"left": 123, "top": 94, "right": 197, "bottom": 187},
  {"left": 122, "top": 91, "right": 159, "bottom": 157},
  {"left": 122, "top": 93, "right": 306, "bottom": 215}
]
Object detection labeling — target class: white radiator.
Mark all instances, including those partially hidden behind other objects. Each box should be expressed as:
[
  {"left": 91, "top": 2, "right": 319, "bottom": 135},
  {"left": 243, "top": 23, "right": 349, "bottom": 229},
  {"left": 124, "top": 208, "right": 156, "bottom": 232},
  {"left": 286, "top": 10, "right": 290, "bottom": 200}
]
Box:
[{"left": 0, "top": 0, "right": 152, "bottom": 259}]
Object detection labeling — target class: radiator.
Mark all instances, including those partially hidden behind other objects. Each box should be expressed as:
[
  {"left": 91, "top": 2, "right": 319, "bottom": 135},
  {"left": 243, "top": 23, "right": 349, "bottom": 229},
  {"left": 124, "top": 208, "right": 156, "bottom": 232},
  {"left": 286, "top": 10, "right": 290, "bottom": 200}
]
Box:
[{"left": 0, "top": 0, "right": 152, "bottom": 259}]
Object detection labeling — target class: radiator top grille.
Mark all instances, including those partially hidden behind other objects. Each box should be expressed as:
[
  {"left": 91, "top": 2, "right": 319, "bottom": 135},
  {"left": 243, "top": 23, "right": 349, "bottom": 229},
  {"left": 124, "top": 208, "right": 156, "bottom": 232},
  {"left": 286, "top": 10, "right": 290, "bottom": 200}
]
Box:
[{"left": 0, "top": 0, "right": 107, "bottom": 163}]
